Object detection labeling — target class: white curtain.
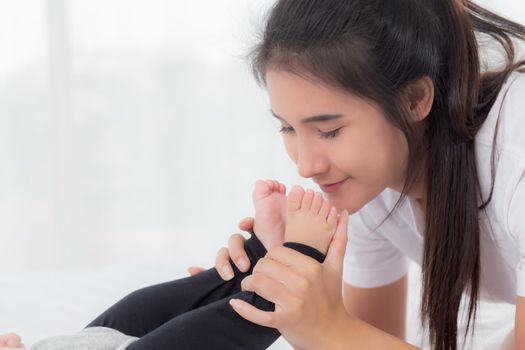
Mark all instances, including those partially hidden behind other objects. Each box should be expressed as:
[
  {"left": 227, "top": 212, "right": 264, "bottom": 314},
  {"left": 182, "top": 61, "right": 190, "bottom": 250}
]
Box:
[{"left": 0, "top": 0, "right": 309, "bottom": 272}]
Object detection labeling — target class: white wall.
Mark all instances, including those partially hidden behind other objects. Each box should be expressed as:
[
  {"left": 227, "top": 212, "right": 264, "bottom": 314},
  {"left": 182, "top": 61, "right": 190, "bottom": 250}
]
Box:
[
  {"left": 0, "top": 0, "right": 523, "bottom": 272},
  {"left": 0, "top": 0, "right": 523, "bottom": 348}
]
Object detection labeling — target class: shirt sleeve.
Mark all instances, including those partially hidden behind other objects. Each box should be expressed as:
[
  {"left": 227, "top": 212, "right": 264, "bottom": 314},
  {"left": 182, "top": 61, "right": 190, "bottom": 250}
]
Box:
[
  {"left": 508, "top": 160, "right": 525, "bottom": 297},
  {"left": 343, "top": 205, "right": 409, "bottom": 288}
]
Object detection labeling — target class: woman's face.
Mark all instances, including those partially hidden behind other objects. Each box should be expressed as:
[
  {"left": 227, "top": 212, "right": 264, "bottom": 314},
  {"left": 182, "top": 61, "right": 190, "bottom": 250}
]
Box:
[{"left": 265, "top": 69, "right": 410, "bottom": 214}]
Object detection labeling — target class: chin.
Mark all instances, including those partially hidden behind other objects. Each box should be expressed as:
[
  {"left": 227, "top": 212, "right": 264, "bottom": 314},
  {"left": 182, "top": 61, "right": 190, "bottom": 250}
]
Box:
[
  {"left": 326, "top": 186, "right": 378, "bottom": 215},
  {"left": 325, "top": 196, "right": 359, "bottom": 215}
]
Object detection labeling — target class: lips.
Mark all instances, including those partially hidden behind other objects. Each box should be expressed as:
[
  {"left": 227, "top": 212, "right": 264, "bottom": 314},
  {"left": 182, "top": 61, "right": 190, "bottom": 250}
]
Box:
[{"left": 318, "top": 177, "right": 349, "bottom": 193}]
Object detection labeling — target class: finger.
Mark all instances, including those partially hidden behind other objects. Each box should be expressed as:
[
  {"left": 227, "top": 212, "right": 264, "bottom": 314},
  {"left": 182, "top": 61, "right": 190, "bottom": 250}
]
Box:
[
  {"left": 229, "top": 298, "right": 275, "bottom": 328},
  {"left": 240, "top": 273, "right": 288, "bottom": 302},
  {"left": 265, "top": 245, "right": 319, "bottom": 273},
  {"left": 325, "top": 210, "right": 349, "bottom": 273},
  {"left": 238, "top": 217, "right": 255, "bottom": 232},
  {"left": 215, "top": 247, "right": 235, "bottom": 281},
  {"left": 187, "top": 266, "right": 205, "bottom": 276},
  {"left": 228, "top": 233, "right": 250, "bottom": 272},
  {"left": 252, "top": 256, "right": 304, "bottom": 289}
]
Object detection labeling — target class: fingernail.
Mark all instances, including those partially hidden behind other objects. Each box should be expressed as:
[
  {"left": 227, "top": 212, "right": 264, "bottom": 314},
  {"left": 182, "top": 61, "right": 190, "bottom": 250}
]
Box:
[
  {"left": 229, "top": 298, "right": 242, "bottom": 309},
  {"left": 237, "top": 257, "right": 249, "bottom": 271},
  {"left": 222, "top": 266, "right": 234, "bottom": 280}
]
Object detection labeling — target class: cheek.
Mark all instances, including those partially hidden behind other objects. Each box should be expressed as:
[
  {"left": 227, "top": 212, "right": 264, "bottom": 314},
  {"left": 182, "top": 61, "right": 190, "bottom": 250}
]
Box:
[
  {"left": 363, "top": 131, "right": 408, "bottom": 191},
  {"left": 337, "top": 136, "right": 385, "bottom": 181},
  {"left": 383, "top": 130, "right": 409, "bottom": 179},
  {"left": 357, "top": 126, "right": 407, "bottom": 180}
]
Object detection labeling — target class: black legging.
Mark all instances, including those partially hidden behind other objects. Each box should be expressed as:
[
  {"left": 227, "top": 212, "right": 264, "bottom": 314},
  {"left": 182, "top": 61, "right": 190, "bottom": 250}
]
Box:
[{"left": 86, "top": 233, "right": 325, "bottom": 350}]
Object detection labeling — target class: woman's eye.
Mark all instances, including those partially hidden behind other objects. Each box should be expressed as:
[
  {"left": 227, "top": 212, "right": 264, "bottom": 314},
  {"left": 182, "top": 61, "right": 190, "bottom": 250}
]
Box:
[
  {"left": 319, "top": 128, "right": 341, "bottom": 139},
  {"left": 278, "top": 126, "right": 295, "bottom": 134},
  {"left": 278, "top": 126, "right": 342, "bottom": 139}
]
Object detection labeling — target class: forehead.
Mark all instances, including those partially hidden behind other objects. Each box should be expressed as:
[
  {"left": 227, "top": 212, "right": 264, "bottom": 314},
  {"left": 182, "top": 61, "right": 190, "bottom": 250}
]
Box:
[{"left": 265, "top": 69, "right": 381, "bottom": 122}]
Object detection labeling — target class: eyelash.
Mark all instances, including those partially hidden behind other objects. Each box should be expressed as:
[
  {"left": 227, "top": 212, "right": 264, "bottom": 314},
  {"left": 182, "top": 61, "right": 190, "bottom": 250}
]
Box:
[{"left": 278, "top": 126, "right": 342, "bottom": 139}]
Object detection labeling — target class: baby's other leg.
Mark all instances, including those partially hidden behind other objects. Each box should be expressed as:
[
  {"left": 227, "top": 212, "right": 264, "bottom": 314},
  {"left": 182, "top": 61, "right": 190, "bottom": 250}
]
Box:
[
  {"left": 122, "top": 186, "right": 338, "bottom": 349},
  {"left": 87, "top": 179, "right": 287, "bottom": 338}
]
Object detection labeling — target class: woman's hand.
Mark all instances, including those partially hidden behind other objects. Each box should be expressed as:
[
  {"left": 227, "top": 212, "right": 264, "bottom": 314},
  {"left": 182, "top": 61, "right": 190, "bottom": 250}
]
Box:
[
  {"left": 230, "top": 212, "right": 350, "bottom": 350},
  {"left": 187, "top": 217, "right": 254, "bottom": 280}
]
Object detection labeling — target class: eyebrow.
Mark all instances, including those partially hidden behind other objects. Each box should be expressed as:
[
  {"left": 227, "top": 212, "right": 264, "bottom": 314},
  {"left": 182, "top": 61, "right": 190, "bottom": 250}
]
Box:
[{"left": 270, "top": 110, "right": 345, "bottom": 124}]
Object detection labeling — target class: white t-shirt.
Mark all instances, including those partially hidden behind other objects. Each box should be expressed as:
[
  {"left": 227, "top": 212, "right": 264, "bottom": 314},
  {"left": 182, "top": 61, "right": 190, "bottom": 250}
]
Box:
[{"left": 343, "top": 70, "right": 525, "bottom": 304}]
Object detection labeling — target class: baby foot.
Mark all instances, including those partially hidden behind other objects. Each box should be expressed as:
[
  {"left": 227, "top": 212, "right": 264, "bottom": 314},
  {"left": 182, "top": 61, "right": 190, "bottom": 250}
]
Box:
[
  {"left": 0, "top": 333, "right": 25, "bottom": 348},
  {"left": 252, "top": 179, "right": 287, "bottom": 251},
  {"left": 284, "top": 185, "right": 338, "bottom": 255}
]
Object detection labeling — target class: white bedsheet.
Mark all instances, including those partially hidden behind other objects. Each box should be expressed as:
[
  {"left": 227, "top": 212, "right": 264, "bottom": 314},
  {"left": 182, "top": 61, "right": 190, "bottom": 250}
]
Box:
[{"left": 0, "top": 263, "right": 515, "bottom": 349}]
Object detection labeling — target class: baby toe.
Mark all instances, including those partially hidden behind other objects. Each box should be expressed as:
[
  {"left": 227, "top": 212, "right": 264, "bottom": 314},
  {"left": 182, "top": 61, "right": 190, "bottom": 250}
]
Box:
[
  {"left": 319, "top": 197, "right": 332, "bottom": 219},
  {"left": 287, "top": 185, "right": 305, "bottom": 212},
  {"left": 327, "top": 206, "right": 338, "bottom": 227},
  {"left": 311, "top": 191, "right": 323, "bottom": 214},
  {"left": 300, "top": 189, "right": 315, "bottom": 210}
]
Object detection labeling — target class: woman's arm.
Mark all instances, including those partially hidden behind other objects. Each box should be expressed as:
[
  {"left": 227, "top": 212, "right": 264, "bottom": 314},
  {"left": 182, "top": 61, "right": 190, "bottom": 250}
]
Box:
[
  {"left": 494, "top": 296, "right": 524, "bottom": 350},
  {"left": 516, "top": 296, "right": 525, "bottom": 350},
  {"left": 500, "top": 328, "right": 515, "bottom": 350},
  {"left": 328, "top": 315, "right": 420, "bottom": 350},
  {"left": 343, "top": 275, "right": 408, "bottom": 340}
]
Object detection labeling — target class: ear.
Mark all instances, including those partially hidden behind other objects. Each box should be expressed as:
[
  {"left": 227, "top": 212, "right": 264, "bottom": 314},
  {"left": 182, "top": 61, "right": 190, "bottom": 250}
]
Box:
[{"left": 403, "top": 75, "right": 434, "bottom": 122}]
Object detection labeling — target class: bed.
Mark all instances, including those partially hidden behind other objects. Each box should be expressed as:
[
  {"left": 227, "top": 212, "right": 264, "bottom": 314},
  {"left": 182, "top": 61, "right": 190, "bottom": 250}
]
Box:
[{"left": 0, "top": 262, "right": 515, "bottom": 349}]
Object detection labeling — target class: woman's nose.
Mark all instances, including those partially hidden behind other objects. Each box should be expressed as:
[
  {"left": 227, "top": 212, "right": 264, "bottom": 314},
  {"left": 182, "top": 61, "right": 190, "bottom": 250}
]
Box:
[{"left": 296, "top": 148, "right": 328, "bottom": 179}]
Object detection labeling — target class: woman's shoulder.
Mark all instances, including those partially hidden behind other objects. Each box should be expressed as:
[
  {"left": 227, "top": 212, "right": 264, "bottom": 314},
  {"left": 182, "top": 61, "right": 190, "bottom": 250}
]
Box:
[
  {"left": 475, "top": 70, "right": 525, "bottom": 226},
  {"left": 500, "top": 69, "right": 525, "bottom": 116},
  {"left": 477, "top": 69, "right": 525, "bottom": 157}
]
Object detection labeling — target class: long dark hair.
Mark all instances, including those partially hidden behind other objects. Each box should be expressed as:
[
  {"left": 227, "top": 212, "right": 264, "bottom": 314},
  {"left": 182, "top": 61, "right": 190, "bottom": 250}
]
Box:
[{"left": 246, "top": 1, "right": 525, "bottom": 349}]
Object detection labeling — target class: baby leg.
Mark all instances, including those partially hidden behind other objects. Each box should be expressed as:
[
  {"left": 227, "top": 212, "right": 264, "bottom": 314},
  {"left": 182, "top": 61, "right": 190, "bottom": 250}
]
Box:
[
  {"left": 86, "top": 232, "right": 267, "bottom": 337},
  {"left": 125, "top": 242, "right": 325, "bottom": 350},
  {"left": 87, "top": 179, "right": 288, "bottom": 337}
]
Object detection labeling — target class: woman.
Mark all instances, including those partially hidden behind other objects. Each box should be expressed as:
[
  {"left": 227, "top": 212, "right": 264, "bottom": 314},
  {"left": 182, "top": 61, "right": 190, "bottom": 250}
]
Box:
[{"left": 194, "top": 0, "right": 525, "bottom": 349}]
